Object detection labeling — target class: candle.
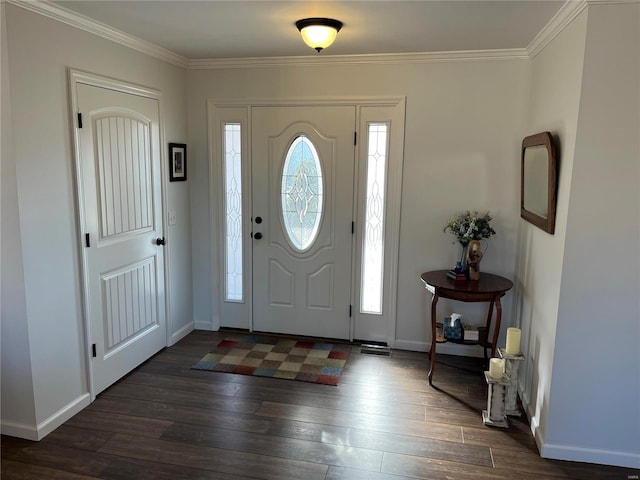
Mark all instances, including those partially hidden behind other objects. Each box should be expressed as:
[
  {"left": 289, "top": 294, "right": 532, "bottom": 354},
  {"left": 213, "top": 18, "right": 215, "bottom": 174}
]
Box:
[
  {"left": 506, "top": 328, "right": 522, "bottom": 355},
  {"left": 489, "top": 358, "right": 505, "bottom": 379}
]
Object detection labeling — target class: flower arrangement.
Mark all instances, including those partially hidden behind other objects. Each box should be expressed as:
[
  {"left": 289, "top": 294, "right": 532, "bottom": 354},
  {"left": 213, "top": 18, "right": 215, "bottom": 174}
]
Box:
[{"left": 443, "top": 210, "right": 496, "bottom": 246}]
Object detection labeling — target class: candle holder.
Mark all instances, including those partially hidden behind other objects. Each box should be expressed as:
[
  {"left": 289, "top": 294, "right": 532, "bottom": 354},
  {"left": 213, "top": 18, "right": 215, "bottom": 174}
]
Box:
[
  {"left": 499, "top": 348, "right": 525, "bottom": 417},
  {"left": 482, "top": 371, "right": 510, "bottom": 428}
]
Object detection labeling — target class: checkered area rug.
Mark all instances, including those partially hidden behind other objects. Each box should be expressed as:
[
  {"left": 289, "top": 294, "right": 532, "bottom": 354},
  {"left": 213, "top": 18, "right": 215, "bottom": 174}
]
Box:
[{"left": 192, "top": 334, "right": 351, "bottom": 386}]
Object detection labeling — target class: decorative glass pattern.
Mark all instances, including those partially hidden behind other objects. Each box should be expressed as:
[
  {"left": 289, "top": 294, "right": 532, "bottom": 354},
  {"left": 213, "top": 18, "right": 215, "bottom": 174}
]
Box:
[
  {"left": 281, "top": 136, "right": 323, "bottom": 251},
  {"left": 224, "top": 123, "right": 243, "bottom": 301},
  {"left": 361, "top": 123, "right": 388, "bottom": 314}
]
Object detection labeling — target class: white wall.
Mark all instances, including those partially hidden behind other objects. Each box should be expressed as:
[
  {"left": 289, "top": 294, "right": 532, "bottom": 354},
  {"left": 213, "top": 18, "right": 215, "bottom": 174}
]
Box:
[
  {"left": 188, "top": 59, "right": 528, "bottom": 350},
  {"left": 518, "top": 3, "right": 640, "bottom": 468},
  {"left": 545, "top": 3, "right": 640, "bottom": 467},
  {"left": 514, "top": 6, "right": 587, "bottom": 453},
  {"left": 1, "top": 4, "right": 191, "bottom": 438},
  {"left": 1, "top": 2, "right": 37, "bottom": 432}
]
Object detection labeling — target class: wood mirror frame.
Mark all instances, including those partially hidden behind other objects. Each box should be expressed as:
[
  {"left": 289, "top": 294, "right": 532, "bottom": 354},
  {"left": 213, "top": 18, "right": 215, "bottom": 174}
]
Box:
[{"left": 521, "top": 131, "right": 557, "bottom": 234}]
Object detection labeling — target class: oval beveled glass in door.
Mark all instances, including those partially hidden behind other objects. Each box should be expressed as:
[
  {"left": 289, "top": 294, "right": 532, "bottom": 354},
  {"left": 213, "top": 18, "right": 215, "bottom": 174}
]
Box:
[{"left": 281, "top": 135, "right": 323, "bottom": 251}]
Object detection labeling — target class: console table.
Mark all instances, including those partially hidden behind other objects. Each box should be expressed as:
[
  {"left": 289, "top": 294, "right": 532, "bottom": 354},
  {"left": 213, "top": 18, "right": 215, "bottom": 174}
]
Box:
[{"left": 420, "top": 270, "right": 513, "bottom": 386}]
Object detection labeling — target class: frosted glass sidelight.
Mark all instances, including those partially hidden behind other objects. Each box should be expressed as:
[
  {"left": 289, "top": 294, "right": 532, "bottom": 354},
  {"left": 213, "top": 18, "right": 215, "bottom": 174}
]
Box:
[
  {"left": 361, "top": 123, "right": 388, "bottom": 314},
  {"left": 281, "top": 136, "right": 323, "bottom": 251},
  {"left": 224, "top": 124, "right": 243, "bottom": 301}
]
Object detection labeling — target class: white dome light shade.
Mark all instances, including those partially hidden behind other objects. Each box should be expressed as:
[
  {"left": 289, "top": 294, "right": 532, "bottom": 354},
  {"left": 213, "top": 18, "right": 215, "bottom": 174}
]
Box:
[{"left": 295, "top": 18, "right": 343, "bottom": 52}]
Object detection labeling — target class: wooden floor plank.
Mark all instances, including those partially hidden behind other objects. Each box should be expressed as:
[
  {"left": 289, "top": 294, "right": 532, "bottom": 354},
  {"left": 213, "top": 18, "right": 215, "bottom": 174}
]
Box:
[
  {"left": 64, "top": 410, "right": 173, "bottom": 439},
  {"left": 102, "top": 382, "right": 261, "bottom": 414},
  {"left": 461, "top": 424, "right": 539, "bottom": 454},
  {"left": 1, "top": 459, "right": 103, "bottom": 480},
  {"left": 236, "top": 383, "right": 427, "bottom": 420},
  {"left": 490, "top": 447, "right": 637, "bottom": 480},
  {"left": 39, "top": 425, "right": 116, "bottom": 452},
  {"left": 2, "top": 330, "right": 631, "bottom": 480},
  {"left": 99, "top": 457, "right": 258, "bottom": 480},
  {"left": 88, "top": 396, "right": 273, "bottom": 434},
  {"left": 265, "top": 418, "right": 492, "bottom": 468},
  {"left": 256, "top": 400, "right": 464, "bottom": 443},
  {"left": 160, "top": 422, "right": 384, "bottom": 471},
  {"left": 381, "top": 451, "right": 555, "bottom": 480},
  {"left": 1, "top": 442, "right": 114, "bottom": 477},
  {"left": 121, "top": 370, "right": 245, "bottom": 396},
  {"left": 325, "top": 465, "right": 420, "bottom": 480},
  {"left": 99, "top": 433, "right": 329, "bottom": 480}
]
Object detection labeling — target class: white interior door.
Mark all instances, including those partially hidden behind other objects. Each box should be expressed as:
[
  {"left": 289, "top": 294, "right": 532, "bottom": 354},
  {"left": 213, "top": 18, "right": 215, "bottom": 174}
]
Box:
[
  {"left": 74, "top": 80, "right": 166, "bottom": 395},
  {"left": 251, "top": 106, "right": 355, "bottom": 339}
]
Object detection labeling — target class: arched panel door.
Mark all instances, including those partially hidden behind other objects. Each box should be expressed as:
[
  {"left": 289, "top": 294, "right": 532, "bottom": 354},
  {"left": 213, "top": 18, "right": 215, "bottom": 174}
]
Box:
[{"left": 73, "top": 78, "right": 166, "bottom": 396}]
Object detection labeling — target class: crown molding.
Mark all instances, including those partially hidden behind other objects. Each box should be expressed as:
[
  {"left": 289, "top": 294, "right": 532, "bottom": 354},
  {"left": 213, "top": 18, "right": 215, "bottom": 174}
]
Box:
[
  {"left": 13, "top": 0, "right": 622, "bottom": 70},
  {"left": 188, "top": 49, "right": 530, "bottom": 70},
  {"left": 527, "top": 0, "right": 588, "bottom": 58},
  {"left": 526, "top": 0, "right": 635, "bottom": 59},
  {"left": 7, "top": 0, "right": 189, "bottom": 68}
]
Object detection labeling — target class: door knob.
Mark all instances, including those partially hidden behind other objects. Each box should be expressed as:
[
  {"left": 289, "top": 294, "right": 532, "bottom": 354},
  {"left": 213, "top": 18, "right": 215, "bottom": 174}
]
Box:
[
  {"left": 255, "top": 216, "right": 263, "bottom": 224},
  {"left": 254, "top": 232, "right": 263, "bottom": 240},
  {"left": 156, "top": 237, "right": 166, "bottom": 246}
]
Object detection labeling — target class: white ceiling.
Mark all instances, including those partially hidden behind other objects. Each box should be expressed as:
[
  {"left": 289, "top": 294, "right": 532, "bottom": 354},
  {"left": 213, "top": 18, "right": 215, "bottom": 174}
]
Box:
[{"left": 51, "top": 0, "right": 567, "bottom": 60}]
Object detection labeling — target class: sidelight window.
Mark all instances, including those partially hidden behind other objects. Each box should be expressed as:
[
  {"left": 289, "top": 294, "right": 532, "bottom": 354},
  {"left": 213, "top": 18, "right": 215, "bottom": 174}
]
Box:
[
  {"left": 224, "top": 123, "right": 243, "bottom": 301},
  {"left": 361, "top": 123, "right": 388, "bottom": 314}
]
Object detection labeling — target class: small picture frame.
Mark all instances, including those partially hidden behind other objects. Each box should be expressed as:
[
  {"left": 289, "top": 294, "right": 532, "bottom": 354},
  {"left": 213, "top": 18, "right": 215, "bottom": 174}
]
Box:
[{"left": 169, "top": 143, "right": 187, "bottom": 182}]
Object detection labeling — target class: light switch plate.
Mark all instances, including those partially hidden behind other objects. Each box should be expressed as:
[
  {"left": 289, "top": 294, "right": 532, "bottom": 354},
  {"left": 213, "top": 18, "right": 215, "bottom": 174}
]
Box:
[{"left": 168, "top": 211, "right": 177, "bottom": 226}]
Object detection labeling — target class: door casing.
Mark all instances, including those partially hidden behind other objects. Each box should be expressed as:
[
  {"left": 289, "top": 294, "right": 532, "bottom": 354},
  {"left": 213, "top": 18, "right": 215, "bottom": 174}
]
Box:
[{"left": 209, "top": 98, "right": 406, "bottom": 347}]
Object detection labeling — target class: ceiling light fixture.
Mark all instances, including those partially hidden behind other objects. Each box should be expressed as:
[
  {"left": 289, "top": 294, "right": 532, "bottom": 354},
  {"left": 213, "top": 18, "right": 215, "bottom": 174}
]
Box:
[{"left": 295, "top": 18, "right": 343, "bottom": 53}]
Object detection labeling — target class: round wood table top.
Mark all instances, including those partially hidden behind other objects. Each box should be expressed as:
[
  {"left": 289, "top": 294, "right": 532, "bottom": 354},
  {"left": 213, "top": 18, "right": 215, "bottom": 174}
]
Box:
[{"left": 420, "top": 270, "right": 513, "bottom": 296}]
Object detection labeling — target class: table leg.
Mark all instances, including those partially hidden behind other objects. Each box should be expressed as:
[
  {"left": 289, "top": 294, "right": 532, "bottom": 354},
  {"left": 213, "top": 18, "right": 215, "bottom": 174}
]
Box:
[
  {"left": 490, "top": 295, "right": 503, "bottom": 359},
  {"left": 428, "top": 293, "right": 439, "bottom": 386},
  {"left": 484, "top": 299, "right": 495, "bottom": 359}
]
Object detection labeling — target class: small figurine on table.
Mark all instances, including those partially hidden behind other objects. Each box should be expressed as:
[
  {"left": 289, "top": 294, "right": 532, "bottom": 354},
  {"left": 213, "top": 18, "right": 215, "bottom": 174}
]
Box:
[{"left": 467, "top": 239, "right": 483, "bottom": 280}]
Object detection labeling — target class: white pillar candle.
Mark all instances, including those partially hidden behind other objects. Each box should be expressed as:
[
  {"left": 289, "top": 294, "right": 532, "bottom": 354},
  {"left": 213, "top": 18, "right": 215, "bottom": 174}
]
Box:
[
  {"left": 505, "top": 327, "right": 521, "bottom": 355},
  {"left": 489, "top": 358, "right": 505, "bottom": 379}
]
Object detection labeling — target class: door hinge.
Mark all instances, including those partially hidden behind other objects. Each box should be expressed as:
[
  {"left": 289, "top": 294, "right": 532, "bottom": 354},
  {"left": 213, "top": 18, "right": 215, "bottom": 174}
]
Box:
[
  {"left": 351, "top": 221, "right": 355, "bottom": 234},
  {"left": 91, "top": 343, "right": 97, "bottom": 358},
  {"left": 85, "top": 233, "right": 90, "bottom": 248},
  {"left": 353, "top": 131, "right": 357, "bottom": 145},
  {"left": 77, "top": 113, "right": 83, "bottom": 129},
  {"left": 349, "top": 304, "right": 352, "bottom": 317}
]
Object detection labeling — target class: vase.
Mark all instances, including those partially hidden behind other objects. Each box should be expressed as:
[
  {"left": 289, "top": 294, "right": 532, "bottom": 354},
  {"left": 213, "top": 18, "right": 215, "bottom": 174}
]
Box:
[
  {"left": 466, "top": 239, "right": 483, "bottom": 280},
  {"left": 455, "top": 242, "right": 469, "bottom": 274}
]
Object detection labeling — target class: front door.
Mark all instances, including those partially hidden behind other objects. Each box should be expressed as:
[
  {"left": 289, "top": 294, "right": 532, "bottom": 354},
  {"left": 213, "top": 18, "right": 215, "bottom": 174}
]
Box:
[
  {"left": 251, "top": 106, "right": 355, "bottom": 339},
  {"left": 74, "top": 78, "right": 167, "bottom": 395}
]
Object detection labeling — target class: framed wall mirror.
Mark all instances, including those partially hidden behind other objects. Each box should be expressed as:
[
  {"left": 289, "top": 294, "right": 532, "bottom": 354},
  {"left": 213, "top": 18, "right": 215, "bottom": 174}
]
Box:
[{"left": 521, "top": 131, "right": 557, "bottom": 234}]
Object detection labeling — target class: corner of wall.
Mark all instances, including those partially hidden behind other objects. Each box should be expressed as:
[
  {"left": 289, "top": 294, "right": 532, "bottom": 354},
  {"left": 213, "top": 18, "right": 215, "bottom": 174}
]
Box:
[
  {"left": 1, "top": 0, "right": 37, "bottom": 431},
  {"left": 2, "top": 392, "right": 91, "bottom": 441},
  {"left": 514, "top": 4, "right": 589, "bottom": 461},
  {"left": 169, "top": 321, "right": 195, "bottom": 345}
]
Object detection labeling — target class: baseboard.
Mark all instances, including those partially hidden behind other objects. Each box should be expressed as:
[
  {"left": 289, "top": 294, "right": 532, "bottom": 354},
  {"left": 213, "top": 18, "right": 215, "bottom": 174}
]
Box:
[
  {"left": 1, "top": 419, "right": 39, "bottom": 441},
  {"left": 195, "top": 320, "right": 217, "bottom": 331},
  {"left": 434, "top": 342, "right": 486, "bottom": 358},
  {"left": 519, "top": 391, "right": 640, "bottom": 469},
  {"left": 530, "top": 414, "right": 545, "bottom": 454},
  {"left": 1, "top": 393, "right": 91, "bottom": 441},
  {"left": 541, "top": 443, "right": 640, "bottom": 469},
  {"left": 519, "top": 388, "right": 545, "bottom": 454},
  {"left": 393, "top": 339, "right": 486, "bottom": 358},
  {"left": 169, "top": 321, "right": 195, "bottom": 346},
  {"left": 393, "top": 339, "right": 427, "bottom": 352}
]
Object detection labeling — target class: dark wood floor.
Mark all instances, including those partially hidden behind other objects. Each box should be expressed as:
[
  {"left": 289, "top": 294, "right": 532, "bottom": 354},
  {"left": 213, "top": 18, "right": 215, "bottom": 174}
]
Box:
[{"left": 2, "top": 330, "right": 634, "bottom": 480}]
